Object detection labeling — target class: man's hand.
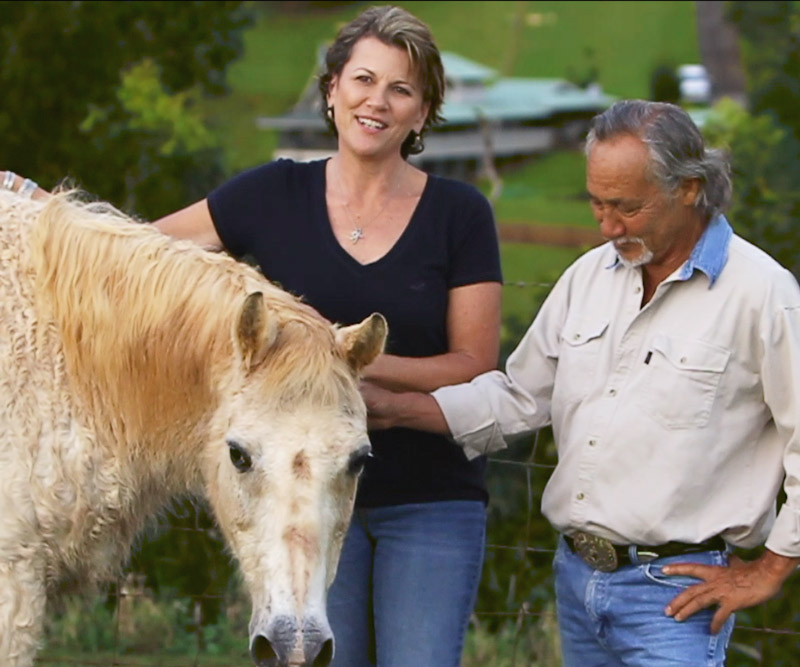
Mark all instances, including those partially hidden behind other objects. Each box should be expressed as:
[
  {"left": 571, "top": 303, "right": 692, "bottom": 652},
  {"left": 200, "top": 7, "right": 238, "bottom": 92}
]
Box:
[
  {"left": 360, "top": 380, "right": 397, "bottom": 431},
  {"left": 663, "top": 550, "right": 799, "bottom": 633}
]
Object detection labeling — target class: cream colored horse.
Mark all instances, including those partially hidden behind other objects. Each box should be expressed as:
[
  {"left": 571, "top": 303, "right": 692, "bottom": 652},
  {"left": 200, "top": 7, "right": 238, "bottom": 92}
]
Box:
[{"left": 0, "top": 191, "right": 386, "bottom": 667}]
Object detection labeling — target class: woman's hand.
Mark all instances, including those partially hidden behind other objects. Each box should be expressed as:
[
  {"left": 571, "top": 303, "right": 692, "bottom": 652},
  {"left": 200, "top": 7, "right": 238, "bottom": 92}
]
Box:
[
  {"left": 360, "top": 380, "right": 398, "bottom": 431},
  {"left": 360, "top": 379, "right": 451, "bottom": 435}
]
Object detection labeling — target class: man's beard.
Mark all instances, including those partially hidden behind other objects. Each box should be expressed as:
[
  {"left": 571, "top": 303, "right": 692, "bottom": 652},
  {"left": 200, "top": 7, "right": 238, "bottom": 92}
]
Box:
[{"left": 615, "top": 237, "right": 654, "bottom": 268}]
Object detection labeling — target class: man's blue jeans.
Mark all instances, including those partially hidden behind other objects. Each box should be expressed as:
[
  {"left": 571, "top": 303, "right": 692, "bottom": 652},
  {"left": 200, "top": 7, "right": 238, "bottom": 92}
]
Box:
[
  {"left": 554, "top": 537, "right": 735, "bottom": 666},
  {"left": 327, "top": 500, "right": 486, "bottom": 667}
]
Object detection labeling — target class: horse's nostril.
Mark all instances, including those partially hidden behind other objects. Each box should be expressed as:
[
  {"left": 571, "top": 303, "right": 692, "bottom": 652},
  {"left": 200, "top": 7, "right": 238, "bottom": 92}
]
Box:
[
  {"left": 251, "top": 634, "right": 278, "bottom": 663},
  {"left": 312, "top": 638, "right": 334, "bottom": 667}
]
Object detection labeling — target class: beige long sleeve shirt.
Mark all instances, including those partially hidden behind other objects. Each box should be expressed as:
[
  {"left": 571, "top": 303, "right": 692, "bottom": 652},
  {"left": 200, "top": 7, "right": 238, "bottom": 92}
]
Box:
[{"left": 434, "top": 217, "right": 800, "bottom": 555}]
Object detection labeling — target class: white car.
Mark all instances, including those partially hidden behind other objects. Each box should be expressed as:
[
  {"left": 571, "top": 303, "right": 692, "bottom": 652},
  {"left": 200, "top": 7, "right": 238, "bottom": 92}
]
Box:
[{"left": 677, "top": 64, "right": 712, "bottom": 105}]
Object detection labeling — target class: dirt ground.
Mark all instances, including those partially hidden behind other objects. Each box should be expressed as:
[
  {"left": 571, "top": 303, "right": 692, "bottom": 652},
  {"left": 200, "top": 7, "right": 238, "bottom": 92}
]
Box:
[{"left": 497, "top": 222, "right": 603, "bottom": 248}]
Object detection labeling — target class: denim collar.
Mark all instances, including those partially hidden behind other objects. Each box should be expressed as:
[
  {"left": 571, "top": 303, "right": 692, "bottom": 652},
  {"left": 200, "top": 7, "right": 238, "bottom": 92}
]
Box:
[
  {"left": 606, "top": 215, "right": 732, "bottom": 286},
  {"left": 677, "top": 214, "right": 732, "bottom": 286}
]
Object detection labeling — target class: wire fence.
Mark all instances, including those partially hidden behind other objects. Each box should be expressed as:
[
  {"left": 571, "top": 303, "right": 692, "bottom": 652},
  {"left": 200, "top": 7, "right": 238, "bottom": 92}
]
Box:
[{"left": 35, "top": 279, "right": 800, "bottom": 665}]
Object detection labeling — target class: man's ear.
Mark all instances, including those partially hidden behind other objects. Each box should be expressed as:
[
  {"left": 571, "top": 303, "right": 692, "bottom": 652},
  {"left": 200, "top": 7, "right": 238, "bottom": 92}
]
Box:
[{"left": 681, "top": 178, "right": 702, "bottom": 207}]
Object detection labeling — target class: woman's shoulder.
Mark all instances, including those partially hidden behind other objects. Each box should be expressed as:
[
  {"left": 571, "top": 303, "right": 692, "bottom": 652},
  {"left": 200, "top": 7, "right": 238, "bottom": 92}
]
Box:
[
  {"left": 216, "top": 158, "right": 326, "bottom": 195},
  {"left": 246, "top": 157, "right": 326, "bottom": 179},
  {"left": 427, "top": 174, "right": 491, "bottom": 211},
  {"left": 425, "top": 172, "right": 486, "bottom": 199}
]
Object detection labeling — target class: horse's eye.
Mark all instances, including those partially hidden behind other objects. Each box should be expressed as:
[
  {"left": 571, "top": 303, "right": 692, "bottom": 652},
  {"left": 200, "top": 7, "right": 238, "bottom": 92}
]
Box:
[
  {"left": 227, "top": 440, "right": 252, "bottom": 473},
  {"left": 347, "top": 444, "right": 372, "bottom": 476}
]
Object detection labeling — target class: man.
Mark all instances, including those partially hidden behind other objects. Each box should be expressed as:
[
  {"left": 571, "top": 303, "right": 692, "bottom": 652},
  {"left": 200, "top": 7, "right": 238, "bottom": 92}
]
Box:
[{"left": 363, "top": 99, "right": 800, "bottom": 665}]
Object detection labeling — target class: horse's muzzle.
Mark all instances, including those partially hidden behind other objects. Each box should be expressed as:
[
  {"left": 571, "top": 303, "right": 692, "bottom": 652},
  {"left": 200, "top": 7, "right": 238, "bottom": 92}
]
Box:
[{"left": 250, "top": 614, "right": 334, "bottom": 667}]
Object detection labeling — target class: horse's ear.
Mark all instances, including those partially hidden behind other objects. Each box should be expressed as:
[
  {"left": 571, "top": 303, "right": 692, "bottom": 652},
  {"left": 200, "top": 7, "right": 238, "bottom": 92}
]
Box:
[
  {"left": 237, "top": 292, "right": 278, "bottom": 371},
  {"left": 336, "top": 313, "right": 387, "bottom": 373}
]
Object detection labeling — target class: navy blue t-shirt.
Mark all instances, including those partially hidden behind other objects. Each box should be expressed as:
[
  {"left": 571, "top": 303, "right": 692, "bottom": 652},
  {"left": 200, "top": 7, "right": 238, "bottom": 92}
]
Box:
[{"left": 208, "top": 159, "right": 502, "bottom": 507}]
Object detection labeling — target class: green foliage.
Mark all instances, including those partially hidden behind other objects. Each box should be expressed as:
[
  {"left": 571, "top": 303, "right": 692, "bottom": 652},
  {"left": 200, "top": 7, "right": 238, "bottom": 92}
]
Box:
[
  {"left": 0, "top": 0, "right": 253, "bottom": 219},
  {"left": 728, "top": 1, "right": 800, "bottom": 141},
  {"left": 43, "top": 581, "right": 251, "bottom": 660},
  {"left": 462, "top": 608, "right": 562, "bottom": 667},
  {"left": 702, "top": 10, "right": 800, "bottom": 278},
  {"left": 111, "top": 59, "right": 216, "bottom": 156}
]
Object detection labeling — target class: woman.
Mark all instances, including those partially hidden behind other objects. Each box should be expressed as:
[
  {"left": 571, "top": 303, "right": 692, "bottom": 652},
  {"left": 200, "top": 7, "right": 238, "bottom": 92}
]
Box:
[{"left": 3, "top": 5, "right": 502, "bottom": 664}]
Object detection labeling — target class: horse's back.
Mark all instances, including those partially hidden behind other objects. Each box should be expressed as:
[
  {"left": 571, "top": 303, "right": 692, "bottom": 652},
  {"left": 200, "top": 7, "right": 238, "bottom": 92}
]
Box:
[{"left": 0, "top": 192, "right": 120, "bottom": 584}]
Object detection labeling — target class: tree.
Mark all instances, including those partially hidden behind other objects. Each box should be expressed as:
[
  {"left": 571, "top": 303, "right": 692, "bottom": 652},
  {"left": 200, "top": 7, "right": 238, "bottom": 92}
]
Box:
[
  {"left": 704, "top": 98, "right": 800, "bottom": 277},
  {"left": 0, "top": 1, "right": 253, "bottom": 219},
  {"left": 727, "top": 1, "right": 800, "bottom": 138},
  {"left": 710, "top": 1, "right": 800, "bottom": 280}
]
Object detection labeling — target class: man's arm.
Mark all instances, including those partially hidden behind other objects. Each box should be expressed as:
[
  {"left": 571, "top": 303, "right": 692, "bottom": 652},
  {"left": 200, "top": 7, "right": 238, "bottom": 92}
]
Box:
[
  {"left": 663, "top": 550, "right": 800, "bottom": 633},
  {"left": 665, "top": 285, "right": 800, "bottom": 633}
]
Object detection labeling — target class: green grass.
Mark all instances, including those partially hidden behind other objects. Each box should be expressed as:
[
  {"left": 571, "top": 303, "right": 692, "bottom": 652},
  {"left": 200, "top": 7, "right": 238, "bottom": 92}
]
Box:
[
  {"left": 500, "top": 242, "right": 582, "bottom": 327},
  {"left": 483, "top": 150, "right": 593, "bottom": 226},
  {"left": 402, "top": 1, "right": 698, "bottom": 97}
]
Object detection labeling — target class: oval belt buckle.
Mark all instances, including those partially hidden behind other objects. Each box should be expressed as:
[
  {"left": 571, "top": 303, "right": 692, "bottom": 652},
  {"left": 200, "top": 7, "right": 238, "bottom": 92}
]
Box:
[{"left": 573, "top": 532, "right": 619, "bottom": 572}]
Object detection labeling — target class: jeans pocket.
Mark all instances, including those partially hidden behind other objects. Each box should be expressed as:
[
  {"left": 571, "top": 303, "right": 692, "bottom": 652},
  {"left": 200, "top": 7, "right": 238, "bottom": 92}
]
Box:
[{"left": 643, "top": 563, "right": 703, "bottom": 589}]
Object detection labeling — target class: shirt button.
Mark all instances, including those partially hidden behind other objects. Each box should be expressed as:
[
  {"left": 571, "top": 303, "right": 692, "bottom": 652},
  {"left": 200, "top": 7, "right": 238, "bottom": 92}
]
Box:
[
  {"left": 608, "top": 388, "right": 617, "bottom": 396},
  {"left": 573, "top": 333, "right": 581, "bottom": 340},
  {"left": 680, "top": 357, "right": 687, "bottom": 364},
  {"left": 589, "top": 439, "right": 597, "bottom": 446},
  {"left": 635, "top": 286, "right": 642, "bottom": 293},
  {"left": 577, "top": 492, "right": 585, "bottom": 500}
]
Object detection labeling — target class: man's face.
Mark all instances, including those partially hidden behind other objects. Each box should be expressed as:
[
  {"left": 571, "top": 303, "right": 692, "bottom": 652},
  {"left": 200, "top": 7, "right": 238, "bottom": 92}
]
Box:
[{"left": 586, "top": 134, "right": 700, "bottom": 273}]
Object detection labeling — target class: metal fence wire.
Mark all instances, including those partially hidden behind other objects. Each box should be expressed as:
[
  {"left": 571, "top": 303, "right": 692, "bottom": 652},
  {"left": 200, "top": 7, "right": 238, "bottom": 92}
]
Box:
[{"left": 36, "top": 280, "right": 800, "bottom": 666}]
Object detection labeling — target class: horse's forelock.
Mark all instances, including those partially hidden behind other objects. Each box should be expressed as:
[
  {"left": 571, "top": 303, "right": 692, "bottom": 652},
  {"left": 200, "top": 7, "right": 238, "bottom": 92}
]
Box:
[{"left": 255, "top": 316, "right": 361, "bottom": 410}]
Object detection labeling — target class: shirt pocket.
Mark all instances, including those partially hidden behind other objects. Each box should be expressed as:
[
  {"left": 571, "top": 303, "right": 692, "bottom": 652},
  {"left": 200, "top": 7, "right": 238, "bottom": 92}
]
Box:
[
  {"left": 555, "top": 316, "right": 609, "bottom": 404},
  {"left": 640, "top": 334, "right": 730, "bottom": 429}
]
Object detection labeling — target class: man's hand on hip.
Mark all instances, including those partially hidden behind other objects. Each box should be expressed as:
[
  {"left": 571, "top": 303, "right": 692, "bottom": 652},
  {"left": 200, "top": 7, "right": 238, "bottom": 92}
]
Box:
[{"left": 662, "top": 550, "right": 800, "bottom": 634}]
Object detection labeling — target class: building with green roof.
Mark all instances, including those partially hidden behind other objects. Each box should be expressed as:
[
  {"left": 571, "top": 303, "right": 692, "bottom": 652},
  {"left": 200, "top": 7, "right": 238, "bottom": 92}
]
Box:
[{"left": 257, "top": 51, "right": 616, "bottom": 177}]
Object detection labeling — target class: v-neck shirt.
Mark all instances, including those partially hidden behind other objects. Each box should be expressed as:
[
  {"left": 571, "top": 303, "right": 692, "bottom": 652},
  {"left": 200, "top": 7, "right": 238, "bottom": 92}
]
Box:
[{"left": 208, "top": 158, "right": 502, "bottom": 507}]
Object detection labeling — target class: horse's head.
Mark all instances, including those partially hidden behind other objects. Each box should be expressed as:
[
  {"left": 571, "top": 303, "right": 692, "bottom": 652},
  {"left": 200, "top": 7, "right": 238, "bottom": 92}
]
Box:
[{"left": 204, "top": 291, "right": 386, "bottom": 667}]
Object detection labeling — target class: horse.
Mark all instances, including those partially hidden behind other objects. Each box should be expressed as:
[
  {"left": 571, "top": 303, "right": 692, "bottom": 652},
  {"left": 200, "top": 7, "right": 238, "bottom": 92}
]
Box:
[{"left": 0, "top": 190, "right": 387, "bottom": 666}]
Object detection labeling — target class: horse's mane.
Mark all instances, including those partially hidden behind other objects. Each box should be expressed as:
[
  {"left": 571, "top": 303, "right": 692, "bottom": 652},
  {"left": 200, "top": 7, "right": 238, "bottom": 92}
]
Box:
[{"left": 20, "top": 191, "right": 356, "bottom": 446}]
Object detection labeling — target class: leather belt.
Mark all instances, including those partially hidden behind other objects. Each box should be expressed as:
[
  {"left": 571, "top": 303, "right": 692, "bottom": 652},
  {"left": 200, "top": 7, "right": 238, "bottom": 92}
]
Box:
[{"left": 564, "top": 531, "right": 727, "bottom": 573}]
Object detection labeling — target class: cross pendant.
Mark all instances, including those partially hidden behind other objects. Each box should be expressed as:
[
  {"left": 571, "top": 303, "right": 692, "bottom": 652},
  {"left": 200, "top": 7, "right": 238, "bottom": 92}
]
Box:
[{"left": 349, "top": 227, "right": 365, "bottom": 244}]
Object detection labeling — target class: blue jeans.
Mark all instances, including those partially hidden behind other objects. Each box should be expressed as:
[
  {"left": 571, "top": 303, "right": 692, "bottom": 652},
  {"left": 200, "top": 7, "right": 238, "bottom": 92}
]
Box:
[
  {"left": 554, "top": 537, "right": 735, "bottom": 666},
  {"left": 327, "top": 500, "right": 486, "bottom": 667}
]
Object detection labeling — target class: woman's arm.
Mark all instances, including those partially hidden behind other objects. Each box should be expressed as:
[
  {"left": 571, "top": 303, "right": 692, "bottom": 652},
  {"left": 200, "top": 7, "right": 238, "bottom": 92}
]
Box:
[
  {"left": 362, "top": 281, "right": 502, "bottom": 393},
  {"left": 1, "top": 170, "right": 223, "bottom": 252},
  {"left": 152, "top": 198, "right": 224, "bottom": 250}
]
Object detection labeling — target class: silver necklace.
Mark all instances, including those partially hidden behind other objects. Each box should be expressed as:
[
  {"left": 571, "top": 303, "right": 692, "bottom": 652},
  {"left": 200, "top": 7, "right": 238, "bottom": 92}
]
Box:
[{"left": 336, "top": 169, "right": 400, "bottom": 244}]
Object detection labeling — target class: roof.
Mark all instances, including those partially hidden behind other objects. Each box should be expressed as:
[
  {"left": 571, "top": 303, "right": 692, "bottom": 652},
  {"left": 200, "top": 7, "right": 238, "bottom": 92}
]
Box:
[
  {"left": 443, "top": 77, "right": 614, "bottom": 124},
  {"left": 257, "top": 51, "right": 615, "bottom": 130},
  {"left": 441, "top": 51, "right": 497, "bottom": 85}
]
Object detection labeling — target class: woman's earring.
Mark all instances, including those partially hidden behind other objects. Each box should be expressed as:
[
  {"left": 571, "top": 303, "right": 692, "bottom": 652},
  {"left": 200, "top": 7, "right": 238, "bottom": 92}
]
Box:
[
  {"left": 326, "top": 106, "right": 334, "bottom": 122},
  {"left": 410, "top": 130, "right": 424, "bottom": 153}
]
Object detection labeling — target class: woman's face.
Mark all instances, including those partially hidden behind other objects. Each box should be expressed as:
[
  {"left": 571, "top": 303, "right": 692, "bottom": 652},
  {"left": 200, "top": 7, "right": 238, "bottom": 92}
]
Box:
[{"left": 327, "top": 36, "right": 429, "bottom": 160}]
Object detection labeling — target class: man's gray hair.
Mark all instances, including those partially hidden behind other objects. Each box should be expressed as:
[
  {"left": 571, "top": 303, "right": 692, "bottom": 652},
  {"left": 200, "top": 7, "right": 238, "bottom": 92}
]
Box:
[{"left": 585, "top": 100, "right": 732, "bottom": 219}]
